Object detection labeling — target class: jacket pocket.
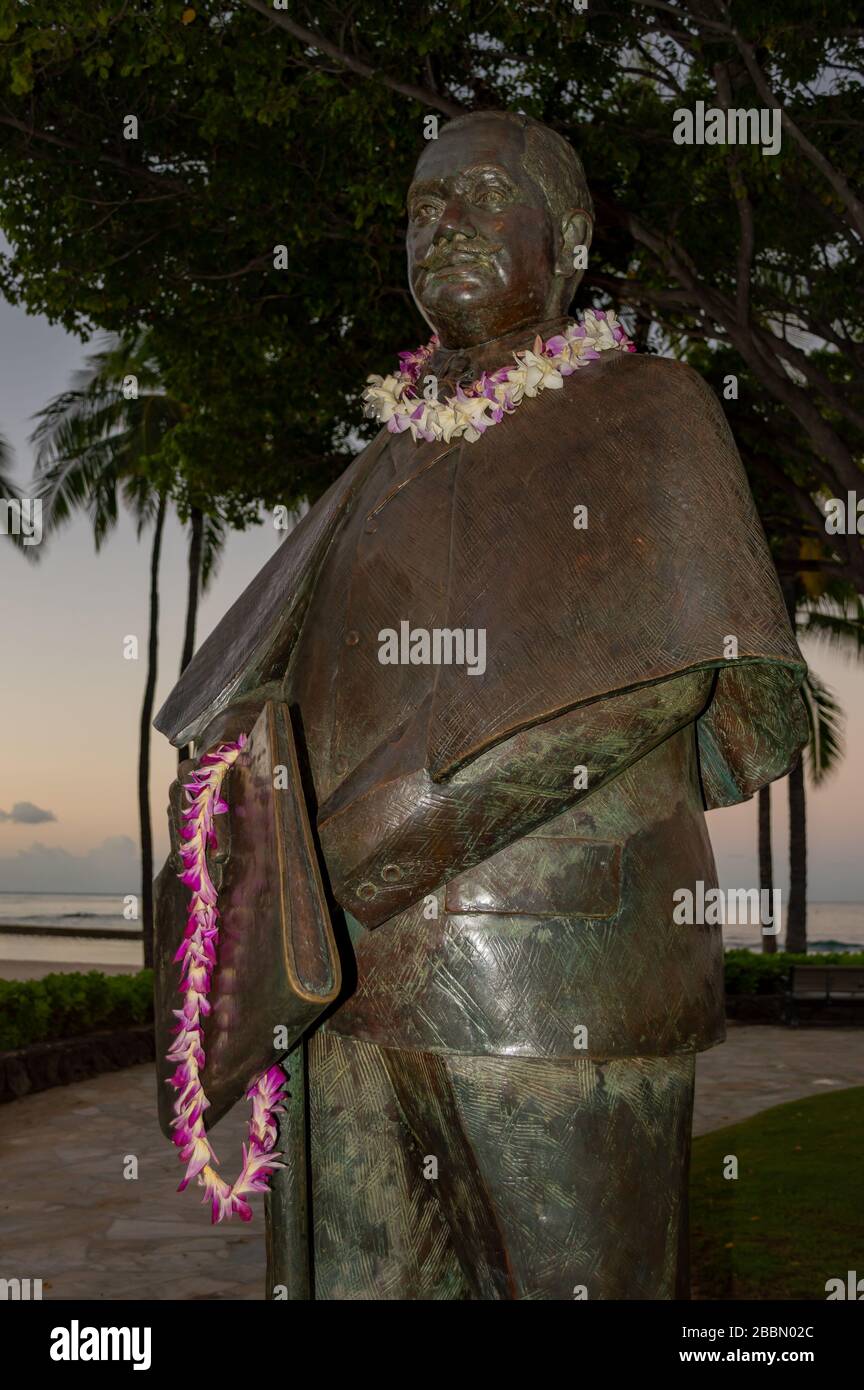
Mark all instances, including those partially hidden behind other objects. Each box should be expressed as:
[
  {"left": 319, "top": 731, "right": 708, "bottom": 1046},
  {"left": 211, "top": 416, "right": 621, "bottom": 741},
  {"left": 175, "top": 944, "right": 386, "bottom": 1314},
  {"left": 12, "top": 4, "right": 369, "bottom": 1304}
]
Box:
[{"left": 444, "top": 836, "right": 622, "bottom": 919}]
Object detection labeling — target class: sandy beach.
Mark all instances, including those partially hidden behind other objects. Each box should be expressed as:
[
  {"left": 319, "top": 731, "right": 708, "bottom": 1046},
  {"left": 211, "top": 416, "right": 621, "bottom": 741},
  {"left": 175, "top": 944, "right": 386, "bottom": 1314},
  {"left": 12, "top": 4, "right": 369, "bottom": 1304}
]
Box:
[{"left": 0, "top": 931, "right": 143, "bottom": 978}]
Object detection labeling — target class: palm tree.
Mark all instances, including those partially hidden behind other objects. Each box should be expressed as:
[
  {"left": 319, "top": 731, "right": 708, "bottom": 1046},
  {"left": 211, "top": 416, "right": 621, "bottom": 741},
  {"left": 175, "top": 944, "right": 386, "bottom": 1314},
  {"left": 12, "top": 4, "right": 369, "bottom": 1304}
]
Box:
[
  {"left": 177, "top": 503, "right": 225, "bottom": 763},
  {"left": 756, "top": 667, "right": 843, "bottom": 956},
  {"left": 28, "top": 333, "right": 226, "bottom": 967},
  {"left": 775, "top": 584, "right": 859, "bottom": 954},
  {"left": 757, "top": 785, "right": 776, "bottom": 954},
  {"left": 787, "top": 668, "right": 845, "bottom": 953}
]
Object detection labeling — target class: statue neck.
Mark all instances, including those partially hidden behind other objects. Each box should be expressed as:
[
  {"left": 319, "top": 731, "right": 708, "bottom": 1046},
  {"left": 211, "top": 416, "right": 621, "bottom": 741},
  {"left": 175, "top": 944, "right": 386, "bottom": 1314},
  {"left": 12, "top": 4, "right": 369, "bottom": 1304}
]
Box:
[{"left": 427, "top": 314, "right": 573, "bottom": 388}]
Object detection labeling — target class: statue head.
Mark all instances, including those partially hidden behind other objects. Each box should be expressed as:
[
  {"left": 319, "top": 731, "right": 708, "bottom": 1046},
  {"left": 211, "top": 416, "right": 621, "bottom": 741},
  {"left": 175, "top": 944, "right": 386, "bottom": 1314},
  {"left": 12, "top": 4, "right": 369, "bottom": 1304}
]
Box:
[{"left": 407, "top": 111, "right": 594, "bottom": 349}]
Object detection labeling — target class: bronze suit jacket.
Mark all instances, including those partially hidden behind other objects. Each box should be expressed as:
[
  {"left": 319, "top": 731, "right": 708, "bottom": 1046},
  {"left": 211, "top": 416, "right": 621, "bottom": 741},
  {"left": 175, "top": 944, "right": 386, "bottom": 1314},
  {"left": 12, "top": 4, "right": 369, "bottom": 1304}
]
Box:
[{"left": 155, "top": 336, "right": 807, "bottom": 1060}]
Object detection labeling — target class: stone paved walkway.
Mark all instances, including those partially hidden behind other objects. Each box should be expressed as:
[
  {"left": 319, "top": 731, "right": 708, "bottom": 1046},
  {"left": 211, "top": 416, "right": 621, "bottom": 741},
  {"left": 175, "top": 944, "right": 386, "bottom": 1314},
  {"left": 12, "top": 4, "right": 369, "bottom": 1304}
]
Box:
[
  {"left": 1, "top": 1024, "right": 861, "bottom": 1300},
  {"left": 692, "top": 1020, "right": 864, "bottom": 1134}
]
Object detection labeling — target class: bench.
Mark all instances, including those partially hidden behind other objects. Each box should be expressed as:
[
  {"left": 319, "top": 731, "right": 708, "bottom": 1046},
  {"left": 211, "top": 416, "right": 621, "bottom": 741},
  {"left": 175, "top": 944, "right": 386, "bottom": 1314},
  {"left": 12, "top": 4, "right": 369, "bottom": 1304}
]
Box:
[{"left": 784, "top": 964, "right": 864, "bottom": 1026}]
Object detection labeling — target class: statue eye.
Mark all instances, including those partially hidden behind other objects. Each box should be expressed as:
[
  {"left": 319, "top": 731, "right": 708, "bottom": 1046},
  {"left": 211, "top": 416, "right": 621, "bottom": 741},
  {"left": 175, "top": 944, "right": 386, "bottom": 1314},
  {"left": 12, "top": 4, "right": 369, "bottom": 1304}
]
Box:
[
  {"left": 474, "top": 184, "right": 510, "bottom": 207},
  {"left": 411, "top": 198, "right": 441, "bottom": 222}
]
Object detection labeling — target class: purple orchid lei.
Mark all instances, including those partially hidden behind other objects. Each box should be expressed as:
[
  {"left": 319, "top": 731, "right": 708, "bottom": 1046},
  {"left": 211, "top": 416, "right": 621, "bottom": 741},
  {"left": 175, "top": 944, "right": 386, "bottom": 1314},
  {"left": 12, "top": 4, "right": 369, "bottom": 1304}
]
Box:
[
  {"left": 166, "top": 737, "right": 286, "bottom": 1224},
  {"left": 362, "top": 307, "right": 636, "bottom": 445}
]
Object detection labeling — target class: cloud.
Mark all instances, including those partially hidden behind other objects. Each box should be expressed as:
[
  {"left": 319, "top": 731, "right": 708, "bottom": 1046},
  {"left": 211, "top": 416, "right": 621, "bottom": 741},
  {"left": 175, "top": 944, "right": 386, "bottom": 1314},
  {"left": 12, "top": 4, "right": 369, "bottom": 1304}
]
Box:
[
  {"left": 0, "top": 801, "right": 57, "bottom": 824},
  {"left": 0, "top": 835, "right": 139, "bottom": 892}
]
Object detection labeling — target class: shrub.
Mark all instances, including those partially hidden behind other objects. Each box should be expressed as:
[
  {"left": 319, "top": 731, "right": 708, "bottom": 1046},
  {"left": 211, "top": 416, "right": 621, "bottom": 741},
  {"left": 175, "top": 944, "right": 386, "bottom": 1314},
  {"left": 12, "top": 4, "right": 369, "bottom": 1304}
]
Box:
[
  {"left": 0, "top": 970, "right": 154, "bottom": 1050},
  {"left": 723, "top": 949, "right": 864, "bottom": 996}
]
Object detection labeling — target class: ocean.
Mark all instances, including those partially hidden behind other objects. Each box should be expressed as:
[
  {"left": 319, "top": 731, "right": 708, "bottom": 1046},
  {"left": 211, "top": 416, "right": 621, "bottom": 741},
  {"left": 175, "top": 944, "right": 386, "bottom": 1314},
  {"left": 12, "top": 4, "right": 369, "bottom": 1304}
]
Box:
[
  {"left": 0, "top": 892, "right": 143, "bottom": 978},
  {"left": 0, "top": 892, "right": 863, "bottom": 981},
  {"left": 720, "top": 900, "right": 864, "bottom": 952},
  {"left": 0, "top": 892, "right": 140, "bottom": 933}
]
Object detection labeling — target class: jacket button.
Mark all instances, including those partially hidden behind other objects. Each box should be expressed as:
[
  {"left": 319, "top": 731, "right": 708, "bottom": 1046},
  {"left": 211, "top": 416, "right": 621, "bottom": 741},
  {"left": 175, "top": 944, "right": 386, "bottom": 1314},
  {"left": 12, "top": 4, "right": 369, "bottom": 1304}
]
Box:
[
  {"left": 335, "top": 756, "right": 349, "bottom": 776},
  {"left": 357, "top": 883, "right": 377, "bottom": 900},
  {"left": 381, "top": 864, "right": 402, "bottom": 883},
  {"left": 364, "top": 519, "right": 377, "bottom": 534},
  {"left": 345, "top": 630, "right": 359, "bottom": 646}
]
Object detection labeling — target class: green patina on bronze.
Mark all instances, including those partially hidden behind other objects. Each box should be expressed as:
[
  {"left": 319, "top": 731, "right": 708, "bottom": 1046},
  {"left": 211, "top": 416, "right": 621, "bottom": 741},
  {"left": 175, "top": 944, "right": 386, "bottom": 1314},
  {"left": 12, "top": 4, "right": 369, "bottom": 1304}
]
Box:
[{"left": 154, "top": 112, "right": 807, "bottom": 1299}]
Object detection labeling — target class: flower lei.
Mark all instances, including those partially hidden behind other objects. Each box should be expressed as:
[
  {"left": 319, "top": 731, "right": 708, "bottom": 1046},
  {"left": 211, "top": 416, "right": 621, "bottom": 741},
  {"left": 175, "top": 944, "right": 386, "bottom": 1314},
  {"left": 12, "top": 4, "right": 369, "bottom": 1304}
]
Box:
[
  {"left": 166, "top": 737, "right": 287, "bottom": 1223},
  {"left": 362, "top": 308, "right": 635, "bottom": 444}
]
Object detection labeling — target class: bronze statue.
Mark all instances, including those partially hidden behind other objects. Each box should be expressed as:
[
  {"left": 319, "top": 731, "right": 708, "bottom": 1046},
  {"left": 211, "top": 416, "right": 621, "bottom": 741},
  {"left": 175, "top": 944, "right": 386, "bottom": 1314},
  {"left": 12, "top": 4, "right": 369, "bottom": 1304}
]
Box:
[{"left": 154, "top": 111, "right": 807, "bottom": 1299}]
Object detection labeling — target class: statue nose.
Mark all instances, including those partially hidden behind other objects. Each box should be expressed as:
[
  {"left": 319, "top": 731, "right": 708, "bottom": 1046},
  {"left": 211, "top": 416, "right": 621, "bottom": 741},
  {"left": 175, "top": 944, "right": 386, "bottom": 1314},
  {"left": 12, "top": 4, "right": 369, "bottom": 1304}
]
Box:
[{"left": 436, "top": 199, "right": 477, "bottom": 241}]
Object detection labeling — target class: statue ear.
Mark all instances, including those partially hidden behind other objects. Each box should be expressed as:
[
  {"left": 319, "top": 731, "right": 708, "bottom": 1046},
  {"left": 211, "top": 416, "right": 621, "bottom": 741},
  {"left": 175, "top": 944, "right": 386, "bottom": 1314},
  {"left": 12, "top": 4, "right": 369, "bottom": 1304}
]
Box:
[{"left": 555, "top": 208, "right": 593, "bottom": 277}]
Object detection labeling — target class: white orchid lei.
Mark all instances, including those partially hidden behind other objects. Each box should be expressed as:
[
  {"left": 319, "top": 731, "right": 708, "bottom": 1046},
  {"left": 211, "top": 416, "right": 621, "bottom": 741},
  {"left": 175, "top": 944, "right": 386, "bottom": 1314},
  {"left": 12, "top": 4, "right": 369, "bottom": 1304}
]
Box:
[
  {"left": 362, "top": 308, "right": 635, "bottom": 444},
  {"left": 167, "top": 737, "right": 286, "bottom": 1223}
]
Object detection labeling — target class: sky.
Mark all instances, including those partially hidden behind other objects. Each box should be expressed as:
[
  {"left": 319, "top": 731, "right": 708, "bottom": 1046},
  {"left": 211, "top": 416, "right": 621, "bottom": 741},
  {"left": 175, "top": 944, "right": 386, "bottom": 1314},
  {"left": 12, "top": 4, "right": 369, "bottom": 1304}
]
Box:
[{"left": 1, "top": 292, "right": 862, "bottom": 903}]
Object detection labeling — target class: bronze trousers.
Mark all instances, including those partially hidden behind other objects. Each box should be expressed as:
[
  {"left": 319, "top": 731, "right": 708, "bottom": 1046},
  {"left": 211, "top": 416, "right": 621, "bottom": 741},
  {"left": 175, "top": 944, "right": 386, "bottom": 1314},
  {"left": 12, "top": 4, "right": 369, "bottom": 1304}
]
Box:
[{"left": 265, "top": 1030, "right": 695, "bottom": 1301}]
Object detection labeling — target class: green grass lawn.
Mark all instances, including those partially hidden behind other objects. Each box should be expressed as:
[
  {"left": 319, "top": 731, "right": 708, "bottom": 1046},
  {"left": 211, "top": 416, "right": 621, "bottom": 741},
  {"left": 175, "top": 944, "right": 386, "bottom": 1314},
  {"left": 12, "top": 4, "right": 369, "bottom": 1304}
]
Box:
[{"left": 690, "top": 1086, "right": 864, "bottom": 1300}]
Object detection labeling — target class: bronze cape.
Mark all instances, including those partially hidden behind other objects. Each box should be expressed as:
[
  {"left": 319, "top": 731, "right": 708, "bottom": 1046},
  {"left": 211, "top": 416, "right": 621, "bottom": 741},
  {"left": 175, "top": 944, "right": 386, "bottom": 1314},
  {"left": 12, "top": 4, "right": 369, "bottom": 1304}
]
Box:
[
  {"left": 155, "top": 334, "right": 807, "bottom": 1298},
  {"left": 156, "top": 349, "right": 804, "bottom": 791}
]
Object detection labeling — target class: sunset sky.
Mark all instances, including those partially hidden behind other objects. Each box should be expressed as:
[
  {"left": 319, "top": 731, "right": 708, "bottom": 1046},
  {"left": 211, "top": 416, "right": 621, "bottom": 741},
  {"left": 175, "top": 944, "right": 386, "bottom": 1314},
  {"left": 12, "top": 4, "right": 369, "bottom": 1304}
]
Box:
[{"left": 1, "top": 291, "right": 862, "bottom": 904}]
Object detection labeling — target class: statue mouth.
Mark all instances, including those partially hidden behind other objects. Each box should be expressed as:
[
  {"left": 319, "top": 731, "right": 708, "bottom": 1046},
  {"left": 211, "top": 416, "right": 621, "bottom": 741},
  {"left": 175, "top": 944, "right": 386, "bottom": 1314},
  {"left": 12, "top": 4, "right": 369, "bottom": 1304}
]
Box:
[{"left": 422, "top": 245, "right": 499, "bottom": 275}]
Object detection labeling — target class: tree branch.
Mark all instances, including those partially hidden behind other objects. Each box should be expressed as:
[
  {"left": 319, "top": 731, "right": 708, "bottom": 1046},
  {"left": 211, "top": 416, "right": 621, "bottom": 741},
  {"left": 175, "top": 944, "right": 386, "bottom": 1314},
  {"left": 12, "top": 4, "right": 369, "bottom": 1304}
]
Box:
[
  {"left": 614, "top": 207, "right": 864, "bottom": 521},
  {"left": 0, "top": 112, "right": 191, "bottom": 196},
  {"left": 712, "top": 61, "right": 754, "bottom": 326},
  {"left": 658, "top": 0, "right": 864, "bottom": 241},
  {"left": 731, "top": 31, "right": 864, "bottom": 242},
  {"left": 241, "top": 0, "right": 465, "bottom": 118}
]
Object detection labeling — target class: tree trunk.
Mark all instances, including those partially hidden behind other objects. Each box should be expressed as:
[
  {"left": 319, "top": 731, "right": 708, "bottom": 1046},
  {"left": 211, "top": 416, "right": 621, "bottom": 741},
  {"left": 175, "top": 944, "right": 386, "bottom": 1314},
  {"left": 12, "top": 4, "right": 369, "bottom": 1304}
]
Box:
[
  {"left": 781, "top": 576, "right": 808, "bottom": 954},
  {"left": 786, "top": 757, "right": 808, "bottom": 953},
  {"left": 177, "top": 504, "right": 203, "bottom": 764},
  {"left": 139, "top": 494, "right": 166, "bottom": 970},
  {"left": 758, "top": 784, "right": 777, "bottom": 954}
]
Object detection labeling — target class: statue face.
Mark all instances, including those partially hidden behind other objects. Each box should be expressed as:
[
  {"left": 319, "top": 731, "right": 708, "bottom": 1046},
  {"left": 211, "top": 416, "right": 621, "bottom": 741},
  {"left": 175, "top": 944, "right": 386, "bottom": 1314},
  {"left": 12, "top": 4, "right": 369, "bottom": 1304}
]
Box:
[{"left": 407, "top": 118, "right": 565, "bottom": 349}]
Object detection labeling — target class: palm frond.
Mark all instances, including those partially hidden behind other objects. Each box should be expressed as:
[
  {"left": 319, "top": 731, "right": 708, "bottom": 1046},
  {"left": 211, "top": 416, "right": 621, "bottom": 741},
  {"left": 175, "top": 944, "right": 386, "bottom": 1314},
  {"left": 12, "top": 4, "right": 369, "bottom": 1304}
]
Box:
[
  {"left": 797, "top": 595, "right": 864, "bottom": 658},
  {"left": 800, "top": 670, "right": 845, "bottom": 784},
  {"left": 27, "top": 330, "right": 178, "bottom": 546},
  {"left": 30, "top": 427, "right": 126, "bottom": 544},
  {"left": 66, "top": 330, "right": 165, "bottom": 398},
  {"left": 0, "top": 431, "right": 41, "bottom": 563},
  {"left": 200, "top": 510, "right": 228, "bottom": 591}
]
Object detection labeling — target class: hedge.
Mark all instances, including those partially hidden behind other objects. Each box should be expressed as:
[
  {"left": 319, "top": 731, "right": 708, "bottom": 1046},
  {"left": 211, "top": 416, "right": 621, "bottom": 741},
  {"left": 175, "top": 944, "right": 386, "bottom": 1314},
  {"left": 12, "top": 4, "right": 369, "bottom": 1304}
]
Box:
[
  {"left": 0, "top": 970, "right": 154, "bottom": 1051},
  {"left": 723, "top": 949, "right": 864, "bottom": 996}
]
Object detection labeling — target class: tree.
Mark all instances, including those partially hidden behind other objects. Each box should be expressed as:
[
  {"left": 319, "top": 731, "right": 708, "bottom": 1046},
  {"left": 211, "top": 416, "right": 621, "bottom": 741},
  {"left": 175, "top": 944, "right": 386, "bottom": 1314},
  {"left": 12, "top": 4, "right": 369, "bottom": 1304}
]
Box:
[
  {"left": 685, "top": 342, "right": 859, "bottom": 952},
  {"left": 789, "top": 593, "right": 861, "bottom": 951},
  {"left": 28, "top": 332, "right": 227, "bottom": 964},
  {"left": 177, "top": 502, "right": 226, "bottom": 762},
  {"left": 0, "top": 1, "right": 860, "bottom": 585},
  {"left": 757, "top": 785, "right": 776, "bottom": 954},
  {"left": 776, "top": 572, "right": 859, "bottom": 952},
  {"left": 757, "top": 645, "right": 847, "bottom": 957},
  {"left": 2, "top": 2, "right": 861, "bottom": 950}
]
